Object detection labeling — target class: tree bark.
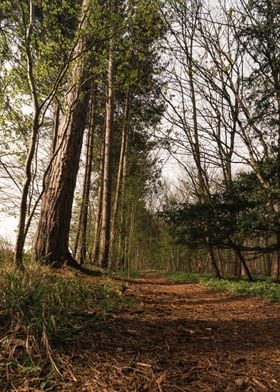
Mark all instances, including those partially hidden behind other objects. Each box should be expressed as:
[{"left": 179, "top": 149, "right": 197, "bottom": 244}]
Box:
[
  {"left": 207, "top": 244, "right": 222, "bottom": 279},
  {"left": 110, "top": 91, "right": 130, "bottom": 265},
  {"left": 98, "top": 27, "right": 115, "bottom": 268},
  {"left": 272, "top": 232, "right": 280, "bottom": 281},
  {"left": 233, "top": 246, "right": 253, "bottom": 282},
  {"left": 91, "top": 141, "right": 105, "bottom": 264},
  {"left": 50, "top": 101, "right": 60, "bottom": 155},
  {"left": 14, "top": 0, "right": 40, "bottom": 269},
  {"left": 75, "top": 85, "right": 97, "bottom": 264},
  {"left": 32, "top": 0, "right": 93, "bottom": 265}
]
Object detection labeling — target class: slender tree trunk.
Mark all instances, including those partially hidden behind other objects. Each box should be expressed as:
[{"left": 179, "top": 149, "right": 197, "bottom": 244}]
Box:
[
  {"left": 126, "top": 206, "right": 135, "bottom": 272},
  {"left": 91, "top": 143, "right": 105, "bottom": 264},
  {"left": 207, "top": 244, "right": 222, "bottom": 279},
  {"left": 51, "top": 102, "right": 60, "bottom": 155},
  {"left": 110, "top": 91, "right": 130, "bottom": 265},
  {"left": 98, "top": 29, "right": 115, "bottom": 268},
  {"left": 14, "top": 1, "right": 40, "bottom": 269},
  {"left": 272, "top": 232, "right": 280, "bottom": 281},
  {"left": 232, "top": 249, "right": 241, "bottom": 278},
  {"left": 72, "top": 86, "right": 96, "bottom": 260},
  {"left": 116, "top": 131, "right": 128, "bottom": 270},
  {"left": 14, "top": 116, "right": 39, "bottom": 268},
  {"left": 233, "top": 246, "right": 253, "bottom": 282},
  {"left": 77, "top": 86, "right": 97, "bottom": 264},
  {"left": 32, "top": 0, "right": 93, "bottom": 265},
  {"left": 272, "top": 252, "right": 280, "bottom": 282}
]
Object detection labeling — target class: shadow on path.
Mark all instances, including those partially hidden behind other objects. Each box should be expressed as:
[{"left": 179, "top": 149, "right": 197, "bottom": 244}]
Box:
[{"left": 72, "top": 275, "right": 280, "bottom": 392}]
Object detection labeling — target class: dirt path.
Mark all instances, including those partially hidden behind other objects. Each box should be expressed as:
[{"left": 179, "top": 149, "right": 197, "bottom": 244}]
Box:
[{"left": 62, "top": 274, "right": 280, "bottom": 391}]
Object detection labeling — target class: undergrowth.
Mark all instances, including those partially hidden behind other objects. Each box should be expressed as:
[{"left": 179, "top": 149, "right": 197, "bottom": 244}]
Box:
[
  {"left": 114, "top": 269, "right": 140, "bottom": 279},
  {"left": 0, "top": 264, "right": 133, "bottom": 389},
  {"left": 165, "top": 272, "right": 280, "bottom": 302}
]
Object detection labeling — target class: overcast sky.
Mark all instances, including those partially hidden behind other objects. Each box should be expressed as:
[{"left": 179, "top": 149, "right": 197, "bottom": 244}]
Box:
[{"left": 0, "top": 215, "right": 17, "bottom": 244}]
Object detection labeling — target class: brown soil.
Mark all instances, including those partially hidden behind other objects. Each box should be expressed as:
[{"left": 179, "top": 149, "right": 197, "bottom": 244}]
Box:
[{"left": 15, "top": 274, "right": 280, "bottom": 391}]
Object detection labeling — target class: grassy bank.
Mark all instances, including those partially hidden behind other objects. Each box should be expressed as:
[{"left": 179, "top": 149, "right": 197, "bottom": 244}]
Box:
[
  {"left": 0, "top": 263, "right": 133, "bottom": 389},
  {"left": 165, "top": 272, "right": 280, "bottom": 302}
]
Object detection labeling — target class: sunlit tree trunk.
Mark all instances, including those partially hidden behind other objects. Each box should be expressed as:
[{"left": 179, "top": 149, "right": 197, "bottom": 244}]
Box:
[
  {"left": 14, "top": 1, "right": 40, "bottom": 269},
  {"left": 73, "top": 85, "right": 96, "bottom": 264},
  {"left": 116, "top": 133, "right": 128, "bottom": 270},
  {"left": 98, "top": 18, "right": 115, "bottom": 268},
  {"left": 32, "top": 0, "right": 93, "bottom": 265},
  {"left": 110, "top": 91, "right": 130, "bottom": 266},
  {"left": 50, "top": 101, "right": 60, "bottom": 155},
  {"left": 91, "top": 143, "right": 104, "bottom": 264}
]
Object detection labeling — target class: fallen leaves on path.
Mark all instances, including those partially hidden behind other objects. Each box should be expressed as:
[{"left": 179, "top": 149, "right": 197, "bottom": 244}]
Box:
[{"left": 11, "top": 274, "right": 280, "bottom": 391}]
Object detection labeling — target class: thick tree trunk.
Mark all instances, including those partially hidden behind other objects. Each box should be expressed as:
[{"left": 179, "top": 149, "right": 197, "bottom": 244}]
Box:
[
  {"left": 32, "top": 2, "right": 93, "bottom": 265},
  {"left": 98, "top": 32, "right": 115, "bottom": 268}
]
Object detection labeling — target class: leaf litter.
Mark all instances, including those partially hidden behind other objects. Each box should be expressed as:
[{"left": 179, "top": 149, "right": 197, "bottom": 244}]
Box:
[{"left": 2, "top": 273, "right": 280, "bottom": 391}]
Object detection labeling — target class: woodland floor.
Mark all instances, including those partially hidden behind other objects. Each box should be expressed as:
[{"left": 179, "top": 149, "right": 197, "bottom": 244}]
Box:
[{"left": 15, "top": 274, "right": 280, "bottom": 391}]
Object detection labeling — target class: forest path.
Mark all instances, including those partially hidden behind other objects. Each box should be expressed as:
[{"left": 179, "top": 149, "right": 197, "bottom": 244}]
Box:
[{"left": 64, "top": 274, "right": 280, "bottom": 391}]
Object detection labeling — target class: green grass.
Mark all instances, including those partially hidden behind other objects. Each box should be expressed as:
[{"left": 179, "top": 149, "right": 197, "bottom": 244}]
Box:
[
  {"left": 164, "top": 271, "right": 205, "bottom": 284},
  {"left": 165, "top": 272, "right": 280, "bottom": 302},
  {"left": 0, "top": 263, "right": 133, "bottom": 387},
  {"left": 114, "top": 269, "right": 140, "bottom": 279}
]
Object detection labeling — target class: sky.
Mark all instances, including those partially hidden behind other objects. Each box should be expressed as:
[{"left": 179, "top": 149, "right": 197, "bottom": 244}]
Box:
[
  {"left": 0, "top": 215, "right": 17, "bottom": 244},
  {"left": 0, "top": 151, "right": 181, "bottom": 247}
]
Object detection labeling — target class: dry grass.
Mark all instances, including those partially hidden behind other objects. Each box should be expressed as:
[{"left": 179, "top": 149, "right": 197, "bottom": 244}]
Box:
[{"left": 0, "top": 236, "right": 14, "bottom": 264}]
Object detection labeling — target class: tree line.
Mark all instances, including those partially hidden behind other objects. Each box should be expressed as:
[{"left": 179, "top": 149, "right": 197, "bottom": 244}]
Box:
[
  {"left": 0, "top": 0, "right": 279, "bottom": 281},
  {"left": 0, "top": 0, "right": 168, "bottom": 271},
  {"left": 161, "top": 0, "right": 280, "bottom": 280}
]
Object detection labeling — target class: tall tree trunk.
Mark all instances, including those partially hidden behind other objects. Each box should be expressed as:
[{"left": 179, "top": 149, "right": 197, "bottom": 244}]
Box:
[
  {"left": 77, "top": 86, "right": 97, "bottom": 264},
  {"left": 15, "top": 115, "right": 39, "bottom": 269},
  {"left": 232, "top": 249, "right": 241, "bottom": 278},
  {"left": 14, "top": 1, "right": 40, "bottom": 269},
  {"left": 272, "top": 231, "right": 280, "bottom": 281},
  {"left": 207, "top": 244, "right": 222, "bottom": 279},
  {"left": 32, "top": 0, "right": 93, "bottom": 265},
  {"left": 116, "top": 131, "right": 128, "bottom": 270},
  {"left": 98, "top": 27, "right": 115, "bottom": 268},
  {"left": 126, "top": 206, "right": 135, "bottom": 272},
  {"left": 110, "top": 91, "right": 130, "bottom": 266},
  {"left": 233, "top": 246, "right": 253, "bottom": 282},
  {"left": 91, "top": 142, "right": 105, "bottom": 264},
  {"left": 50, "top": 101, "right": 60, "bottom": 155}
]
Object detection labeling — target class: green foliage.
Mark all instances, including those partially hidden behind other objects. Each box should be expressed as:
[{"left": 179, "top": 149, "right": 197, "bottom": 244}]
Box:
[
  {"left": 1, "top": 0, "right": 81, "bottom": 95},
  {"left": 205, "top": 279, "right": 280, "bottom": 302},
  {"left": 163, "top": 158, "right": 280, "bottom": 255},
  {"left": 166, "top": 272, "right": 280, "bottom": 302},
  {"left": 115, "top": 269, "right": 140, "bottom": 279},
  {"left": 164, "top": 271, "right": 204, "bottom": 283},
  {"left": 239, "top": 0, "right": 280, "bottom": 134}
]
